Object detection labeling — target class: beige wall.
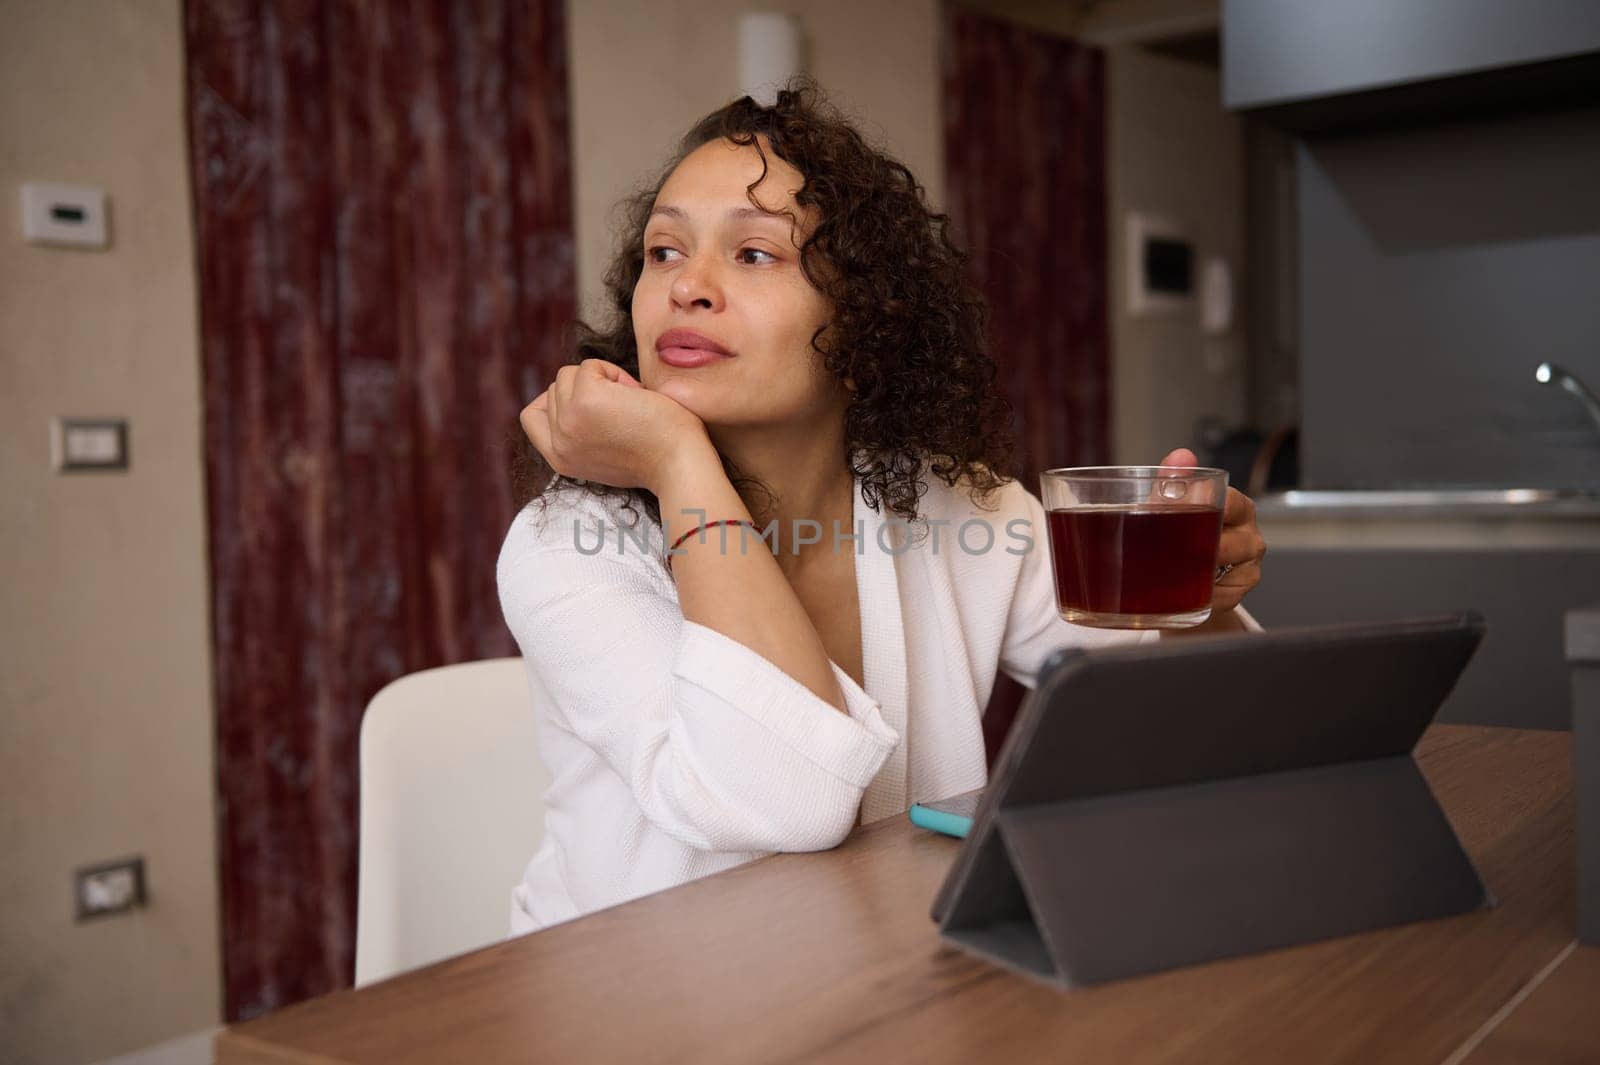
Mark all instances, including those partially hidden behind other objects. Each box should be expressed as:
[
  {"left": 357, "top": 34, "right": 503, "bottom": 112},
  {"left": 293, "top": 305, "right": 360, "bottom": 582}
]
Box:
[
  {"left": 1106, "top": 44, "right": 1249, "bottom": 465},
  {"left": 567, "top": 0, "right": 944, "bottom": 322},
  {"left": 0, "top": 1, "right": 221, "bottom": 1062}
]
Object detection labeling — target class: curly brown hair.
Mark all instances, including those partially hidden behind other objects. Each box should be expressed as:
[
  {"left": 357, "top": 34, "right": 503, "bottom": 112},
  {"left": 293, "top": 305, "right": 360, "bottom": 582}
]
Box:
[{"left": 513, "top": 77, "right": 1015, "bottom": 528}]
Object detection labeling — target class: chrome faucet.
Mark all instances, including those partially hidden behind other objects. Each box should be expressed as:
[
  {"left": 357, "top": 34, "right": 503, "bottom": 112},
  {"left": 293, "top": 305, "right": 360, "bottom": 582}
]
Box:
[{"left": 1536, "top": 362, "right": 1600, "bottom": 435}]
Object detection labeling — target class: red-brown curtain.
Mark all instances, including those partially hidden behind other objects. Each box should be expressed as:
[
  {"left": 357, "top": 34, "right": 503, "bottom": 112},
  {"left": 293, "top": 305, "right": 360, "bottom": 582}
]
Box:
[
  {"left": 186, "top": 0, "right": 573, "bottom": 1019},
  {"left": 941, "top": 5, "right": 1110, "bottom": 760}
]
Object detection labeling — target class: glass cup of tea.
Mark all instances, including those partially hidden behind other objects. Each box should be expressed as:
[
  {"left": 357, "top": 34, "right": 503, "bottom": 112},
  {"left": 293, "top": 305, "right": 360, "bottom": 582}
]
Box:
[{"left": 1039, "top": 466, "right": 1229, "bottom": 629}]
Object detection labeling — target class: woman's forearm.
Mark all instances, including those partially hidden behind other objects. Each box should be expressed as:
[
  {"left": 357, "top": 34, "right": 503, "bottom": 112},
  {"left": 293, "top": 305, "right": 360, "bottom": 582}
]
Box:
[{"left": 652, "top": 439, "right": 848, "bottom": 713}]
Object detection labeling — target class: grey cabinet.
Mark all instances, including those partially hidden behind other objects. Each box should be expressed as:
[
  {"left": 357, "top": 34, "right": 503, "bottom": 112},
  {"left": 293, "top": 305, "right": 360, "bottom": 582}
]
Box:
[
  {"left": 1224, "top": 0, "right": 1600, "bottom": 130},
  {"left": 1294, "top": 104, "right": 1600, "bottom": 492},
  {"left": 1244, "top": 546, "right": 1600, "bottom": 730}
]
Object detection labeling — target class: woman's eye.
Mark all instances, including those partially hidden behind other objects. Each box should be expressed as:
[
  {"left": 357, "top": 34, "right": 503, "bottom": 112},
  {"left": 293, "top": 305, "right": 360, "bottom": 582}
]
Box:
[{"left": 645, "top": 245, "right": 775, "bottom": 266}]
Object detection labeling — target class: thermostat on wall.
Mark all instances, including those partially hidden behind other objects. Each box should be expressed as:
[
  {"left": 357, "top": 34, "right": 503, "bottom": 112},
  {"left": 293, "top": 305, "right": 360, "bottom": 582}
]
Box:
[
  {"left": 21, "top": 183, "right": 109, "bottom": 249},
  {"left": 1127, "top": 212, "right": 1193, "bottom": 315}
]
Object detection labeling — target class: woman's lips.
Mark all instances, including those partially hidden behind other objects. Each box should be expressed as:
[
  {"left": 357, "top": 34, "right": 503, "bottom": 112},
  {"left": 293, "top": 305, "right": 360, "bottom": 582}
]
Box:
[
  {"left": 655, "top": 328, "right": 733, "bottom": 368},
  {"left": 658, "top": 346, "right": 730, "bottom": 368}
]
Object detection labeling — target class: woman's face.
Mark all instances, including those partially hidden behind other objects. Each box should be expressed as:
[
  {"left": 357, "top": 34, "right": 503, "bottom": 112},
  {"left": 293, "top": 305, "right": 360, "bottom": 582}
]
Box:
[{"left": 633, "top": 137, "right": 844, "bottom": 433}]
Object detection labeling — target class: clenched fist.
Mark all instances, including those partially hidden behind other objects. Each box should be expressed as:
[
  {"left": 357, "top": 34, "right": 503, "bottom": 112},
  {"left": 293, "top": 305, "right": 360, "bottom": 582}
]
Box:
[{"left": 521, "top": 359, "right": 711, "bottom": 495}]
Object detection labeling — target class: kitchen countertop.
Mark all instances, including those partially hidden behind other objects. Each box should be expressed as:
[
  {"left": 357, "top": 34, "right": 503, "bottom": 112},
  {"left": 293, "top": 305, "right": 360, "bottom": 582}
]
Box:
[
  {"left": 1256, "top": 488, "right": 1600, "bottom": 519},
  {"left": 1253, "top": 489, "right": 1600, "bottom": 549}
]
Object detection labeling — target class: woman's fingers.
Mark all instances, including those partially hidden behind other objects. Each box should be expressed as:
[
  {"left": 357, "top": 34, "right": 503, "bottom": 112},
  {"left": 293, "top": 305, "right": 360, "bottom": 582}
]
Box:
[
  {"left": 520, "top": 400, "right": 556, "bottom": 467},
  {"left": 1215, "top": 557, "right": 1262, "bottom": 587},
  {"left": 522, "top": 362, "right": 642, "bottom": 482},
  {"left": 587, "top": 358, "right": 643, "bottom": 388},
  {"left": 1158, "top": 447, "right": 1199, "bottom": 469},
  {"left": 1180, "top": 481, "right": 1263, "bottom": 616},
  {"left": 1218, "top": 487, "right": 1266, "bottom": 571},
  {"left": 519, "top": 359, "right": 703, "bottom": 490},
  {"left": 1143, "top": 448, "right": 1203, "bottom": 507},
  {"left": 1217, "top": 522, "right": 1267, "bottom": 566},
  {"left": 558, "top": 360, "right": 628, "bottom": 425},
  {"left": 520, "top": 389, "right": 549, "bottom": 435},
  {"left": 1215, "top": 488, "right": 1266, "bottom": 614},
  {"left": 548, "top": 365, "right": 577, "bottom": 434},
  {"left": 1137, "top": 458, "right": 1264, "bottom": 612},
  {"left": 554, "top": 362, "right": 579, "bottom": 394},
  {"left": 1213, "top": 559, "right": 1261, "bottom": 610},
  {"left": 1223, "top": 486, "right": 1256, "bottom": 528}
]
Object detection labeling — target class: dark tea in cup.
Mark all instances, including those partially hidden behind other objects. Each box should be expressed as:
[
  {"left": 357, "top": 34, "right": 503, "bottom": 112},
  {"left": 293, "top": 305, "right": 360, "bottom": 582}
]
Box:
[{"left": 1040, "top": 467, "right": 1227, "bottom": 629}]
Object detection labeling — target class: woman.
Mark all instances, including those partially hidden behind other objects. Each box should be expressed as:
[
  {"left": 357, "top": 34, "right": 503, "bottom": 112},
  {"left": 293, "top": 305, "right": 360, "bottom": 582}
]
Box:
[{"left": 501, "top": 81, "right": 1266, "bottom": 935}]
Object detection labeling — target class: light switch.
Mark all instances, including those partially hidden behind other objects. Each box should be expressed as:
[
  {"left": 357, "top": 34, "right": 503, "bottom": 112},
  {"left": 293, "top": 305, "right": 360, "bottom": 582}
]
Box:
[
  {"left": 21, "top": 183, "right": 109, "bottom": 249},
  {"left": 52, "top": 417, "right": 129, "bottom": 472},
  {"left": 74, "top": 856, "right": 146, "bottom": 920}
]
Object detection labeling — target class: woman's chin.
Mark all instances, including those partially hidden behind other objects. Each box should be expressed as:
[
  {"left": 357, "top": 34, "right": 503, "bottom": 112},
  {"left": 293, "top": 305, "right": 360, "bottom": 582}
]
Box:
[{"left": 652, "top": 376, "right": 715, "bottom": 417}]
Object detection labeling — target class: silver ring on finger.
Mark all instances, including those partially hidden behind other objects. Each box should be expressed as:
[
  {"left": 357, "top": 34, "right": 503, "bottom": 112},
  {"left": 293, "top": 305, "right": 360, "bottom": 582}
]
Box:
[{"left": 1215, "top": 562, "right": 1235, "bottom": 583}]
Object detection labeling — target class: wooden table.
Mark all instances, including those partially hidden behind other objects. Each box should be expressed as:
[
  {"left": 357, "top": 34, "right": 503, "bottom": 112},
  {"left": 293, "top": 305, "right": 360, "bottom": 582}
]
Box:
[{"left": 217, "top": 726, "right": 1595, "bottom": 1064}]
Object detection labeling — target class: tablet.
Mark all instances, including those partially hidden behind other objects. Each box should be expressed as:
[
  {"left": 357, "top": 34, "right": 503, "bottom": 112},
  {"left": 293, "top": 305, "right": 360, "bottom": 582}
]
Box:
[{"left": 929, "top": 612, "right": 1491, "bottom": 988}]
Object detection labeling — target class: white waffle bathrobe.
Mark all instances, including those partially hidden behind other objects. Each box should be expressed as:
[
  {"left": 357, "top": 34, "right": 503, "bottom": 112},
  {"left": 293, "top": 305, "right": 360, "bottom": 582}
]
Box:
[{"left": 499, "top": 470, "right": 1254, "bottom": 934}]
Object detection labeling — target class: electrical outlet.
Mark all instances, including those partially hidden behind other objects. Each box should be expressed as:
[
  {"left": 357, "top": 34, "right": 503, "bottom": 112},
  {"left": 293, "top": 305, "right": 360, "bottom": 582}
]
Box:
[
  {"left": 21, "top": 183, "right": 110, "bottom": 249},
  {"left": 74, "top": 856, "right": 146, "bottom": 920}
]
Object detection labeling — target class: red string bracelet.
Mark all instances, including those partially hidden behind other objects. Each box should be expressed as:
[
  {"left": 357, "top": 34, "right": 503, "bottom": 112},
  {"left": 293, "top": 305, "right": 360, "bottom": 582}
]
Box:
[{"left": 665, "top": 519, "right": 761, "bottom": 574}]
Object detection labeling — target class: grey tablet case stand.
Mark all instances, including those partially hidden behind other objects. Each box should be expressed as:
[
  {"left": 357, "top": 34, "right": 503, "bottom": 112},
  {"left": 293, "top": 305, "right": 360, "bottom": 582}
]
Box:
[{"left": 931, "top": 613, "right": 1491, "bottom": 988}]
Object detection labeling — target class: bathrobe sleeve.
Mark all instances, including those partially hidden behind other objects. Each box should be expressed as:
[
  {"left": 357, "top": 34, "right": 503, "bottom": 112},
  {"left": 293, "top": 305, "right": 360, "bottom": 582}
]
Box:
[
  {"left": 497, "top": 507, "right": 899, "bottom": 854},
  {"left": 998, "top": 485, "right": 1261, "bottom": 689}
]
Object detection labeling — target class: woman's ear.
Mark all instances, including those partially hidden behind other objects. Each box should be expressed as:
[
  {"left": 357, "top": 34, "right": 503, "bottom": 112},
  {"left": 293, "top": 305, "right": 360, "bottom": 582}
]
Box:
[{"left": 843, "top": 376, "right": 857, "bottom": 393}]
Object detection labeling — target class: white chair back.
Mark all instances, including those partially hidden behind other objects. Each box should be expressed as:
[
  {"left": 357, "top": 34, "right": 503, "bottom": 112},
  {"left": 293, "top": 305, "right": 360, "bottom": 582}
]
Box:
[{"left": 355, "top": 657, "right": 547, "bottom": 986}]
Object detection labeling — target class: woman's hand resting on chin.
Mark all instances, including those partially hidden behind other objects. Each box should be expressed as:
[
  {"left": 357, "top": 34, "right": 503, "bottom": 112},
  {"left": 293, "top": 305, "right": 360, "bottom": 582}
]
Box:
[{"left": 521, "top": 359, "right": 711, "bottom": 495}]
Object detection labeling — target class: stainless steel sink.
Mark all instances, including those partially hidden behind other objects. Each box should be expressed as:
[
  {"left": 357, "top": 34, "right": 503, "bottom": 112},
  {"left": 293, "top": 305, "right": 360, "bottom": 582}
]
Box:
[{"left": 1256, "top": 487, "right": 1600, "bottom": 517}]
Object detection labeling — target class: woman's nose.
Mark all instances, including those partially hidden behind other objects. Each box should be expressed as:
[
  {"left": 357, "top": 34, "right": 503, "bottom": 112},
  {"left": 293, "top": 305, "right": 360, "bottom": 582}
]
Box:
[{"left": 669, "top": 254, "right": 724, "bottom": 311}]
